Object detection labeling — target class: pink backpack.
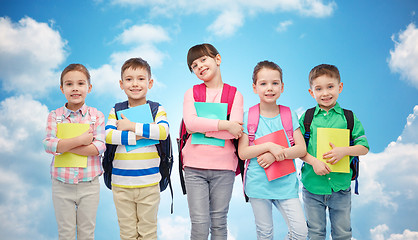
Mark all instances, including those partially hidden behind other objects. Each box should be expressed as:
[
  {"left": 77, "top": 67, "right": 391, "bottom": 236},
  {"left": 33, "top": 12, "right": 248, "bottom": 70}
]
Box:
[
  {"left": 242, "top": 104, "right": 294, "bottom": 201},
  {"left": 177, "top": 83, "right": 242, "bottom": 195}
]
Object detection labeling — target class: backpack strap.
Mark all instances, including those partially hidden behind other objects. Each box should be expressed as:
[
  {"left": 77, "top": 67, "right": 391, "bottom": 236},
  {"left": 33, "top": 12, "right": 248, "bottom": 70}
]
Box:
[
  {"left": 115, "top": 101, "right": 129, "bottom": 116},
  {"left": 303, "top": 107, "right": 316, "bottom": 147},
  {"left": 343, "top": 109, "right": 360, "bottom": 194},
  {"left": 55, "top": 107, "right": 65, "bottom": 123},
  {"left": 193, "top": 83, "right": 207, "bottom": 102},
  {"left": 221, "top": 83, "right": 236, "bottom": 115},
  {"left": 247, "top": 104, "right": 260, "bottom": 145},
  {"left": 102, "top": 101, "right": 129, "bottom": 190},
  {"left": 88, "top": 107, "right": 97, "bottom": 125},
  {"left": 148, "top": 100, "right": 174, "bottom": 213},
  {"left": 279, "top": 105, "right": 294, "bottom": 146},
  {"left": 343, "top": 109, "right": 354, "bottom": 144}
]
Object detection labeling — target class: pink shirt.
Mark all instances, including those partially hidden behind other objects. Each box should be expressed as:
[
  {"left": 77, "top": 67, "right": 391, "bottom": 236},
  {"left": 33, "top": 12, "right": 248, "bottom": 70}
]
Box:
[{"left": 182, "top": 86, "right": 244, "bottom": 171}]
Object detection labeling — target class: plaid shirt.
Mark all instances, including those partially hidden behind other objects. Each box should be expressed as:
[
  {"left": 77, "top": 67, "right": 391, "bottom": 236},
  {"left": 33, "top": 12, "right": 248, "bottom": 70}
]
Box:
[{"left": 43, "top": 104, "right": 106, "bottom": 184}]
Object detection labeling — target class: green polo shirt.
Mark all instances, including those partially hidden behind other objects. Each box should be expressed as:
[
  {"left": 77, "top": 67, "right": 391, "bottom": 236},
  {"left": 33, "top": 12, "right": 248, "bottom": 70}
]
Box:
[{"left": 299, "top": 102, "right": 369, "bottom": 195}]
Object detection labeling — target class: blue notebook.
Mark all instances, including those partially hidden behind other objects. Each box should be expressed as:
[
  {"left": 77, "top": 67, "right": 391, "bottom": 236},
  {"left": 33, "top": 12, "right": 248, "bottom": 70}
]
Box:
[{"left": 116, "top": 104, "right": 159, "bottom": 152}]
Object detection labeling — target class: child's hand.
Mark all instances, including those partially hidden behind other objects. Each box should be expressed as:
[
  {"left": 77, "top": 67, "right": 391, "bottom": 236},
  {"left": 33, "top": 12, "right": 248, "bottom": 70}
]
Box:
[
  {"left": 268, "top": 143, "right": 286, "bottom": 161},
  {"left": 136, "top": 135, "right": 145, "bottom": 140},
  {"left": 117, "top": 114, "right": 136, "bottom": 132},
  {"left": 78, "top": 126, "right": 94, "bottom": 146},
  {"left": 227, "top": 121, "right": 244, "bottom": 139},
  {"left": 257, "top": 152, "right": 276, "bottom": 168},
  {"left": 323, "top": 142, "right": 348, "bottom": 165},
  {"left": 312, "top": 158, "right": 331, "bottom": 175}
]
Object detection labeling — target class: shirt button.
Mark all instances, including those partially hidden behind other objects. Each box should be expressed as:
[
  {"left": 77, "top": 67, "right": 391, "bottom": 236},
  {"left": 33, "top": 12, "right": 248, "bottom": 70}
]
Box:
[{"left": 328, "top": 177, "right": 331, "bottom": 180}]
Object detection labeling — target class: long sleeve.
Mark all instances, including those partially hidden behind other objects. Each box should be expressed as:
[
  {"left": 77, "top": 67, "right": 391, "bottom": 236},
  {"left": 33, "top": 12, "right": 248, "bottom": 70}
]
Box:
[
  {"left": 105, "top": 107, "right": 137, "bottom": 145},
  {"left": 92, "top": 110, "right": 106, "bottom": 155},
  {"left": 135, "top": 105, "right": 169, "bottom": 140},
  {"left": 206, "top": 91, "right": 244, "bottom": 139},
  {"left": 43, "top": 110, "right": 60, "bottom": 155},
  {"left": 182, "top": 87, "right": 244, "bottom": 139},
  {"left": 183, "top": 88, "right": 219, "bottom": 133}
]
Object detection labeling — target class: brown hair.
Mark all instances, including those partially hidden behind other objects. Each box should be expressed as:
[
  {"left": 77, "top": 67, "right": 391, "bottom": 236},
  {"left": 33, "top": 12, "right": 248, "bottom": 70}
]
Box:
[
  {"left": 121, "top": 57, "right": 151, "bottom": 79},
  {"left": 309, "top": 64, "right": 340, "bottom": 87},
  {"left": 252, "top": 60, "right": 283, "bottom": 84},
  {"left": 60, "top": 63, "right": 90, "bottom": 86},
  {"left": 187, "top": 43, "right": 219, "bottom": 72}
]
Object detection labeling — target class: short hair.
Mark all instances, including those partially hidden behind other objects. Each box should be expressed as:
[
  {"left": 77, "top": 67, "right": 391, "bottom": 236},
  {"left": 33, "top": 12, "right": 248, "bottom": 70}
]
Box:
[
  {"left": 121, "top": 57, "right": 151, "bottom": 79},
  {"left": 252, "top": 60, "right": 283, "bottom": 84},
  {"left": 187, "top": 43, "right": 219, "bottom": 72},
  {"left": 309, "top": 64, "right": 340, "bottom": 87},
  {"left": 60, "top": 63, "right": 90, "bottom": 86}
]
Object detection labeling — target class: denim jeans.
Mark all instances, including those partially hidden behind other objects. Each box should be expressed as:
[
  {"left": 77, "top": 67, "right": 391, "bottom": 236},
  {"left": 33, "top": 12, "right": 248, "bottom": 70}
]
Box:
[
  {"left": 249, "top": 198, "right": 308, "bottom": 240},
  {"left": 184, "top": 167, "right": 235, "bottom": 240},
  {"left": 302, "top": 187, "right": 351, "bottom": 240}
]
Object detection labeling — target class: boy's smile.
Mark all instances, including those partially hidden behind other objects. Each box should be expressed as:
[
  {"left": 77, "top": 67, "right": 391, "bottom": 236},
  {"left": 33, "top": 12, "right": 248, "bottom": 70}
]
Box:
[
  {"left": 309, "top": 75, "right": 343, "bottom": 112},
  {"left": 253, "top": 68, "right": 284, "bottom": 104},
  {"left": 120, "top": 67, "right": 153, "bottom": 107},
  {"left": 60, "top": 70, "right": 92, "bottom": 111}
]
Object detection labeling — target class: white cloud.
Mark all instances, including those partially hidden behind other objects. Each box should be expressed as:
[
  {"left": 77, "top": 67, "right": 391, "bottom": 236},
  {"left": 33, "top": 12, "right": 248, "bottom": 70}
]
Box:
[
  {"left": 0, "top": 17, "right": 67, "bottom": 96},
  {"left": 0, "top": 96, "right": 55, "bottom": 240},
  {"left": 110, "top": 0, "right": 336, "bottom": 37},
  {"left": 207, "top": 9, "right": 244, "bottom": 37},
  {"left": 357, "top": 105, "right": 418, "bottom": 208},
  {"left": 118, "top": 24, "right": 170, "bottom": 45},
  {"left": 0, "top": 95, "right": 50, "bottom": 153},
  {"left": 0, "top": 167, "right": 54, "bottom": 240},
  {"left": 159, "top": 216, "right": 190, "bottom": 240},
  {"left": 389, "top": 23, "right": 418, "bottom": 89},
  {"left": 91, "top": 24, "right": 169, "bottom": 98},
  {"left": 370, "top": 224, "right": 418, "bottom": 240},
  {"left": 276, "top": 20, "right": 293, "bottom": 32}
]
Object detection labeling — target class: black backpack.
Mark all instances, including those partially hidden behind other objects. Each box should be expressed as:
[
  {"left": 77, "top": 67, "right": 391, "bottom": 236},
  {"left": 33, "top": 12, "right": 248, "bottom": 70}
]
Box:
[
  {"left": 303, "top": 107, "right": 360, "bottom": 194},
  {"left": 102, "top": 100, "right": 173, "bottom": 212}
]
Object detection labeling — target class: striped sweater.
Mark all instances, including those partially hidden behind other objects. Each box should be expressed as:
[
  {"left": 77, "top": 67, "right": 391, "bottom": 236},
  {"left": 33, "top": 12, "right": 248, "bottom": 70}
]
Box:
[{"left": 105, "top": 103, "right": 169, "bottom": 188}]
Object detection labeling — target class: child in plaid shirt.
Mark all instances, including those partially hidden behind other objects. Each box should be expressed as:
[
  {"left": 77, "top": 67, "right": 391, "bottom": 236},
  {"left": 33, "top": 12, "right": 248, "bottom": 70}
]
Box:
[{"left": 43, "top": 63, "right": 105, "bottom": 240}]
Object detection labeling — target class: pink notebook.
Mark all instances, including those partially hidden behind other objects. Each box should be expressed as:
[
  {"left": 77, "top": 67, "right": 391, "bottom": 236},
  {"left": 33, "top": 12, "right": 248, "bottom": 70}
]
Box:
[{"left": 254, "top": 129, "right": 296, "bottom": 181}]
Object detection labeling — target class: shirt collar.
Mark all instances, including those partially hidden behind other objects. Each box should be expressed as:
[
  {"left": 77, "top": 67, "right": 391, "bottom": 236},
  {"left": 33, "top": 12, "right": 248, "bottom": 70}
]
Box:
[
  {"left": 63, "top": 104, "right": 88, "bottom": 117},
  {"left": 314, "top": 102, "right": 343, "bottom": 115}
]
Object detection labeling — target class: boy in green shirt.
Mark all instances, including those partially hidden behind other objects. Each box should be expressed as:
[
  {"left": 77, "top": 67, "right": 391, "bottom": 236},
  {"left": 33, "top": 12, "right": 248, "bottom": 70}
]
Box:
[{"left": 299, "top": 64, "right": 369, "bottom": 240}]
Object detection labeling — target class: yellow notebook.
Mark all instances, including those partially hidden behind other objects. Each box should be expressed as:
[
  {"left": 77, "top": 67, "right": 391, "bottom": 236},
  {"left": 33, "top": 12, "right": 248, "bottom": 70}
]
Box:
[
  {"left": 317, "top": 128, "right": 350, "bottom": 173},
  {"left": 54, "top": 123, "right": 90, "bottom": 168}
]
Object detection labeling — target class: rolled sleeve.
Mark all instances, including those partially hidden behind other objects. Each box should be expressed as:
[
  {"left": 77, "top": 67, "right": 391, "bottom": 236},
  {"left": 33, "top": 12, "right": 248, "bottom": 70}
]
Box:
[{"left": 43, "top": 111, "right": 60, "bottom": 155}]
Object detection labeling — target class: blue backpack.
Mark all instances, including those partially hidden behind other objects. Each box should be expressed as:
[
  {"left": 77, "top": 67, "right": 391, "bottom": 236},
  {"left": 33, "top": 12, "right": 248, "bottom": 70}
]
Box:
[
  {"left": 302, "top": 107, "right": 360, "bottom": 194},
  {"left": 102, "top": 100, "right": 173, "bottom": 212}
]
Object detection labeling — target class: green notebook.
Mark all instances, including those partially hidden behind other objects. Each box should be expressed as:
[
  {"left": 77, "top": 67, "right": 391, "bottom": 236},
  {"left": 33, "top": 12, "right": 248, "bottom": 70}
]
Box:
[{"left": 191, "top": 102, "right": 227, "bottom": 147}]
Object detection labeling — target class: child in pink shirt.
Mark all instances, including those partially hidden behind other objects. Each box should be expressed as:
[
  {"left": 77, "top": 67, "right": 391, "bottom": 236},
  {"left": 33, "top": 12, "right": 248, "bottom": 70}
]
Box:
[{"left": 182, "top": 43, "right": 244, "bottom": 240}]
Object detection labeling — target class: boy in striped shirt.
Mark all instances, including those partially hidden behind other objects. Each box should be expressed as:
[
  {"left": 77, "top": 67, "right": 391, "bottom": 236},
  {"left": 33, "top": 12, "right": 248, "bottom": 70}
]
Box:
[{"left": 105, "top": 58, "right": 169, "bottom": 240}]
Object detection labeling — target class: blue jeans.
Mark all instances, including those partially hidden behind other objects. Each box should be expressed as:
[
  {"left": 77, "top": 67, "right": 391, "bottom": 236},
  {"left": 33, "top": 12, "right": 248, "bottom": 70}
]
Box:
[
  {"left": 302, "top": 187, "right": 351, "bottom": 240},
  {"left": 249, "top": 198, "right": 308, "bottom": 240},
  {"left": 184, "top": 167, "right": 235, "bottom": 240}
]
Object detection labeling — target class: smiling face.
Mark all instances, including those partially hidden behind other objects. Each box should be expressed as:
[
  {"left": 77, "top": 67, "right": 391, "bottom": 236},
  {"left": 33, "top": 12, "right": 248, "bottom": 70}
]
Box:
[
  {"left": 60, "top": 70, "right": 92, "bottom": 111},
  {"left": 120, "top": 66, "right": 153, "bottom": 107},
  {"left": 190, "top": 54, "right": 221, "bottom": 83},
  {"left": 309, "top": 75, "right": 343, "bottom": 112},
  {"left": 253, "top": 68, "right": 284, "bottom": 104}
]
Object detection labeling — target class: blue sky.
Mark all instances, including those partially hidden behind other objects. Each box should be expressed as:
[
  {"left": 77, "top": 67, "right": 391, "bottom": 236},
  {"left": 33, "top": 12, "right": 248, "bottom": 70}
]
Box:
[{"left": 1, "top": 0, "right": 417, "bottom": 239}]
